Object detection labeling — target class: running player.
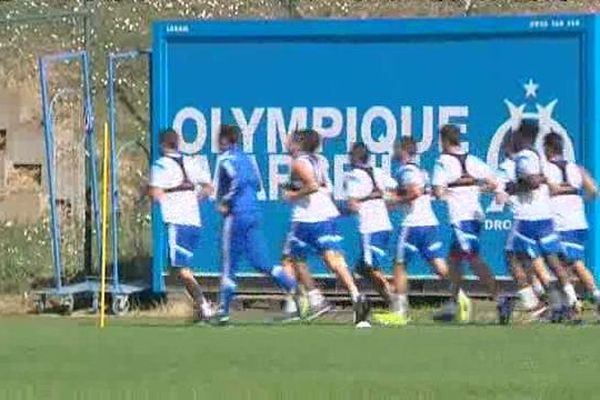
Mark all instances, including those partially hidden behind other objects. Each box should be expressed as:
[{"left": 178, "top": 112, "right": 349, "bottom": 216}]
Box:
[
  {"left": 432, "top": 124, "right": 508, "bottom": 323},
  {"left": 508, "top": 120, "right": 578, "bottom": 322},
  {"left": 283, "top": 129, "right": 370, "bottom": 326},
  {"left": 215, "top": 124, "right": 299, "bottom": 324},
  {"left": 391, "top": 136, "right": 451, "bottom": 321},
  {"left": 497, "top": 133, "right": 549, "bottom": 322},
  {"left": 344, "top": 143, "right": 403, "bottom": 325},
  {"left": 543, "top": 132, "right": 600, "bottom": 319},
  {"left": 149, "top": 129, "right": 214, "bottom": 322}
]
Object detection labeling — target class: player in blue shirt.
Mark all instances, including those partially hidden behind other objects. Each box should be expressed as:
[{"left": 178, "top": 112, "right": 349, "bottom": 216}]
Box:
[{"left": 215, "top": 124, "right": 298, "bottom": 324}]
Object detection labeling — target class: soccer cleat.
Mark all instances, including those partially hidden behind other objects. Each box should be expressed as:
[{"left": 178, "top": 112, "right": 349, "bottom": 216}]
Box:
[
  {"left": 457, "top": 290, "right": 472, "bottom": 323},
  {"left": 373, "top": 312, "right": 409, "bottom": 327},
  {"left": 549, "top": 307, "right": 565, "bottom": 324},
  {"left": 353, "top": 294, "right": 371, "bottom": 325},
  {"left": 212, "top": 307, "right": 230, "bottom": 326},
  {"left": 526, "top": 304, "right": 548, "bottom": 322},
  {"left": 305, "top": 300, "right": 333, "bottom": 322},
  {"left": 192, "top": 301, "right": 214, "bottom": 323},
  {"left": 497, "top": 296, "right": 514, "bottom": 325},
  {"left": 355, "top": 321, "right": 372, "bottom": 329},
  {"left": 433, "top": 301, "right": 457, "bottom": 322}
]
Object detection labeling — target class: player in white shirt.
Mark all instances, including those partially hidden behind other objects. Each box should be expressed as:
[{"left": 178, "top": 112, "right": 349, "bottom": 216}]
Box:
[
  {"left": 496, "top": 135, "right": 550, "bottom": 321},
  {"left": 344, "top": 143, "right": 405, "bottom": 325},
  {"left": 282, "top": 129, "right": 370, "bottom": 326},
  {"left": 391, "top": 137, "right": 451, "bottom": 321},
  {"left": 432, "top": 124, "right": 508, "bottom": 323},
  {"left": 543, "top": 132, "right": 600, "bottom": 319},
  {"left": 149, "top": 129, "right": 214, "bottom": 322},
  {"left": 508, "top": 121, "right": 578, "bottom": 322}
]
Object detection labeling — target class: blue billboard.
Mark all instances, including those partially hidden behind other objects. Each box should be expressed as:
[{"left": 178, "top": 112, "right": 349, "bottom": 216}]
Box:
[{"left": 151, "top": 15, "right": 600, "bottom": 293}]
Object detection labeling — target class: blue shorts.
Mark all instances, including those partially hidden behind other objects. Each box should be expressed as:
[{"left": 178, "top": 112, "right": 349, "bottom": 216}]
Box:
[
  {"left": 222, "top": 211, "right": 271, "bottom": 277},
  {"left": 396, "top": 225, "right": 445, "bottom": 264},
  {"left": 559, "top": 229, "right": 587, "bottom": 263},
  {"left": 513, "top": 219, "right": 561, "bottom": 259},
  {"left": 167, "top": 224, "right": 202, "bottom": 268},
  {"left": 451, "top": 220, "right": 482, "bottom": 255},
  {"left": 287, "top": 219, "right": 343, "bottom": 260},
  {"left": 359, "top": 230, "right": 391, "bottom": 269}
]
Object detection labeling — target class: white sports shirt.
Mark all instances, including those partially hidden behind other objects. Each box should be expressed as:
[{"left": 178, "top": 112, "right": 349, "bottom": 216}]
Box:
[
  {"left": 344, "top": 166, "right": 395, "bottom": 234},
  {"left": 432, "top": 153, "right": 493, "bottom": 224},
  {"left": 396, "top": 163, "right": 438, "bottom": 227},
  {"left": 512, "top": 149, "right": 553, "bottom": 221},
  {"left": 544, "top": 159, "right": 587, "bottom": 231},
  {"left": 150, "top": 153, "right": 211, "bottom": 227},
  {"left": 497, "top": 158, "right": 522, "bottom": 215},
  {"left": 291, "top": 154, "right": 340, "bottom": 223}
]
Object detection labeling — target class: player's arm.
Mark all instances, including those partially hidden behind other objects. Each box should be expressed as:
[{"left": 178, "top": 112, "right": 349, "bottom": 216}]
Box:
[
  {"left": 216, "top": 159, "right": 237, "bottom": 214},
  {"left": 343, "top": 173, "right": 361, "bottom": 213},
  {"left": 148, "top": 186, "right": 166, "bottom": 203},
  {"left": 284, "top": 159, "right": 319, "bottom": 202},
  {"left": 580, "top": 166, "right": 598, "bottom": 199},
  {"left": 396, "top": 183, "right": 423, "bottom": 204},
  {"left": 431, "top": 160, "right": 447, "bottom": 200},
  {"left": 475, "top": 158, "right": 498, "bottom": 193}
]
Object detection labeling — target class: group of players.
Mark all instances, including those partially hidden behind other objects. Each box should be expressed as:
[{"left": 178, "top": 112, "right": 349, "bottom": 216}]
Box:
[{"left": 148, "top": 119, "right": 600, "bottom": 328}]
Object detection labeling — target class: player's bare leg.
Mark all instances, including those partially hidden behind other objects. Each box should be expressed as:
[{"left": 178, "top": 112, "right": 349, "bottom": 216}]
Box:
[
  {"left": 177, "top": 267, "right": 212, "bottom": 321},
  {"left": 433, "top": 255, "right": 468, "bottom": 322},
  {"left": 323, "top": 250, "right": 370, "bottom": 324},
  {"left": 541, "top": 253, "right": 578, "bottom": 322},
  {"left": 572, "top": 260, "right": 600, "bottom": 318},
  {"left": 508, "top": 252, "right": 546, "bottom": 320},
  {"left": 388, "top": 262, "right": 409, "bottom": 319}
]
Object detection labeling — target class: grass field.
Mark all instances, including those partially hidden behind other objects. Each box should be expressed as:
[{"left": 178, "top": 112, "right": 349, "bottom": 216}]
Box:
[{"left": 1, "top": 316, "right": 599, "bottom": 400}]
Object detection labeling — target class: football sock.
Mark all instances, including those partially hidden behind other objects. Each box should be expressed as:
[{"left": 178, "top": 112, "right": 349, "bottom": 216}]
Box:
[
  {"left": 350, "top": 288, "right": 360, "bottom": 303},
  {"left": 563, "top": 283, "right": 578, "bottom": 307},
  {"left": 391, "top": 294, "right": 408, "bottom": 315},
  {"left": 532, "top": 279, "right": 546, "bottom": 298},
  {"left": 547, "top": 281, "right": 564, "bottom": 312},
  {"left": 517, "top": 286, "right": 540, "bottom": 310},
  {"left": 308, "top": 289, "right": 324, "bottom": 308},
  {"left": 219, "top": 276, "right": 237, "bottom": 315},
  {"left": 270, "top": 266, "right": 298, "bottom": 293}
]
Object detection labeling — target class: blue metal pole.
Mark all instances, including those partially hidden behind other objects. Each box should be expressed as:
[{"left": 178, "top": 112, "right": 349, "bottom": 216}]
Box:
[
  {"left": 107, "top": 53, "right": 121, "bottom": 293},
  {"left": 38, "top": 57, "right": 63, "bottom": 291},
  {"left": 81, "top": 52, "right": 102, "bottom": 275}
]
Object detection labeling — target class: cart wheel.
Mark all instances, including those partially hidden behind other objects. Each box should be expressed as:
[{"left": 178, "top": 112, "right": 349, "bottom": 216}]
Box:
[
  {"left": 61, "top": 294, "right": 75, "bottom": 316},
  {"left": 34, "top": 297, "right": 46, "bottom": 314},
  {"left": 91, "top": 293, "right": 99, "bottom": 314},
  {"left": 112, "top": 295, "right": 130, "bottom": 316}
]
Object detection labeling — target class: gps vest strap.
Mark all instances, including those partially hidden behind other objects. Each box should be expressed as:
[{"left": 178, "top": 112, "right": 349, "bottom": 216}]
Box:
[
  {"left": 445, "top": 153, "right": 477, "bottom": 188},
  {"left": 164, "top": 156, "right": 195, "bottom": 193},
  {"left": 548, "top": 159, "right": 578, "bottom": 195},
  {"left": 354, "top": 166, "right": 383, "bottom": 202}
]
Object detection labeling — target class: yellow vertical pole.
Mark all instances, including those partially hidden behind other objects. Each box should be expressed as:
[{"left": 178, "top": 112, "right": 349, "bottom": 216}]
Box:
[{"left": 99, "top": 122, "right": 110, "bottom": 328}]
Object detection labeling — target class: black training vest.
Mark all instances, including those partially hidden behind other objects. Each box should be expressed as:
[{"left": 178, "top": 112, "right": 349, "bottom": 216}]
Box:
[
  {"left": 548, "top": 159, "right": 578, "bottom": 196},
  {"left": 163, "top": 156, "right": 195, "bottom": 193},
  {"left": 444, "top": 153, "right": 477, "bottom": 188},
  {"left": 354, "top": 166, "right": 384, "bottom": 202}
]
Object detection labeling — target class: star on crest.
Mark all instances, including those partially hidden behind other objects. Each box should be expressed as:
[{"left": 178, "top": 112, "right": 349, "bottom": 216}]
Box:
[{"left": 523, "top": 79, "right": 539, "bottom": 98}]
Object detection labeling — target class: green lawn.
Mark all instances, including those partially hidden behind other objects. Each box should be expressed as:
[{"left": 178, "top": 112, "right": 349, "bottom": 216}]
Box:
[{"left": 0, "top": 317, "right": 599, "bottom": 400}]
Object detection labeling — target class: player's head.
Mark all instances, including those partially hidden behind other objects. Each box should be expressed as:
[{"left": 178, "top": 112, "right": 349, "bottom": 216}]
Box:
[
  {"left": 513, "top": 119, "right": 539, "bottom": 152},
  {"left": 392, "top": 140, "right": 403, "bottom": 161},
  {"left": 290, "top": 129, "right": 321, "bottom": 154},
  {"left": 399, "top": 136, "right": 417, "bottom": 163},
  {"left": 543, "top": 131, "right": 563, "bottom": 159},
  {"left": 218, "top": 124, "right": 240, "bottom": 151},
  {"left": 349, "top": 142, "right": 370, "bottom": 167},
  {"left": 160, "top": 128, "right": 179, "bottom": 154},
  {"left": 502, "top": 132, "right": 516, "bottom": 158},
  {"left": 440, "top": 124, "right": 462, "bottom": 152}
]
